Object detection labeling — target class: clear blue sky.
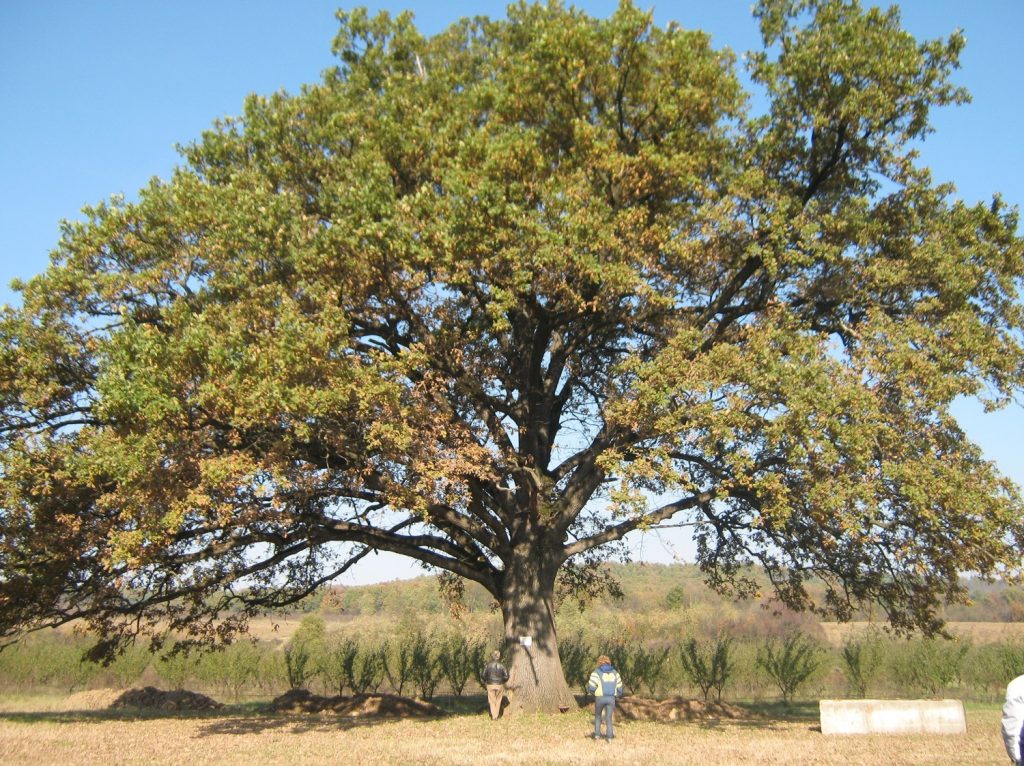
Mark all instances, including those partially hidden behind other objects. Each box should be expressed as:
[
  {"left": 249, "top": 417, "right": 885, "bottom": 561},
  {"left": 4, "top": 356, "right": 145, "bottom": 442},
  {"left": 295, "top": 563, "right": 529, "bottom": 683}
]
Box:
[{"left": 1, "top": 1, "right": 1022, "bottom": 583}]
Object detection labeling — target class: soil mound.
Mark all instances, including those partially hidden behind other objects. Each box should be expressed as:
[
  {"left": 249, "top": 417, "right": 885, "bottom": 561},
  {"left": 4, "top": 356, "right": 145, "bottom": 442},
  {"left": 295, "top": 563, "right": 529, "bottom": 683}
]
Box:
[
  {"left": 109, "top": 686, "right": 223, "bottom": 711},
  {"left": 617, "top": 696, "right": 751, "bottom": 722},
  {"left": 59, "top": 688, "right": 125, "bottom": 711},
  {"left": 268, "top": 689, "right": 444, "bottom": 718}
]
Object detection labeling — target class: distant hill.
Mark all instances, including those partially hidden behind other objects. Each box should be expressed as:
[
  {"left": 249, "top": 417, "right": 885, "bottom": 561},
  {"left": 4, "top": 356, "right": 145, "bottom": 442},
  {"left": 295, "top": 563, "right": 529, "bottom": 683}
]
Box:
[{"left": 300, "top": 562, "right": 1024, "bottom": 629}]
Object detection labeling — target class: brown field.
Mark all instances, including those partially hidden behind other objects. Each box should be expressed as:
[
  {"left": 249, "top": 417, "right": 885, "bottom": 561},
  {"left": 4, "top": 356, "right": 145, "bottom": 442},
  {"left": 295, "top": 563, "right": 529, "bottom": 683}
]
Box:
[
  {"left": 0, "top": 692, "right": 1010, "bottom": 765},
  {"left": 244, "top": 617, "right": 1024, "bottom": 648},
  {"left": 819, "top": 621, "right": 1024, "bottom": 645}
]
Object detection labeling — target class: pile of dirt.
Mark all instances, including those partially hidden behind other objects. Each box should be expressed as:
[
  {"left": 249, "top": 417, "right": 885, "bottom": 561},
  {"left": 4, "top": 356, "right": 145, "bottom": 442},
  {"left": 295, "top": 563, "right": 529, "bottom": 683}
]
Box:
[
  {"left": 268, "top": 689, "right": 444, "bottom": 718},
  {"left": 616, "top": 696, "right": 751, "bottom": 722},
  {"left": 109, "top": 686, "right": 223, "bottom": 711},
  {"left": 58, "top": 688, "right": 125, "bottom": 711}
]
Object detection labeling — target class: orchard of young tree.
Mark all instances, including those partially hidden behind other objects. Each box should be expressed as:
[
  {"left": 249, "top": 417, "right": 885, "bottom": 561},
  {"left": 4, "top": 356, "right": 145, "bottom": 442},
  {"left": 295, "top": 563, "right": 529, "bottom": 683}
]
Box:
[{"left": 2, "top": 0, "right": 1023, "bottom": 713}]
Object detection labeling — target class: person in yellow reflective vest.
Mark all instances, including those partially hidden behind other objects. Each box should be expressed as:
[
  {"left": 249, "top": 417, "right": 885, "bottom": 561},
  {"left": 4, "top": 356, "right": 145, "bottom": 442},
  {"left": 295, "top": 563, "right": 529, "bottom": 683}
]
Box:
[{"left": 586, "top": 654, "right": 624, "bottom": 740}]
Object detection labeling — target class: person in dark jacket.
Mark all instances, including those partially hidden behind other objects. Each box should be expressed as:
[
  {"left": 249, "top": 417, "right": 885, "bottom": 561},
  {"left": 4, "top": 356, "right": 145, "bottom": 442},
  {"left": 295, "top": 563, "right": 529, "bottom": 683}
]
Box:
[
  {"left": 482, "top": 650, "right": 509, "bottom": 720},
  {"left": 586, "top": 654, "right": 624, "bottom": 740}
]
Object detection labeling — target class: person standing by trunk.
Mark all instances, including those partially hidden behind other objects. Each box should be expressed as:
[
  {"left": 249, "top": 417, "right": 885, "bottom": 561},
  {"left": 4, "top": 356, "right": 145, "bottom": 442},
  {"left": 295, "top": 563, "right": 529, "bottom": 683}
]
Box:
[
  {"left": 483, "top": 649, "right": 509, "bottom": 720},
  {"left": 586, "top": 654, "right": 623, "bottom": 741}
]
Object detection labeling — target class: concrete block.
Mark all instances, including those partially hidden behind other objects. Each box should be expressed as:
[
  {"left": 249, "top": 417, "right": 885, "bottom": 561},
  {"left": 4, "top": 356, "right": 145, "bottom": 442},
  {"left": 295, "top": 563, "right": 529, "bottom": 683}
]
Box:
[{"left": 819, "top": 699, "right": 966, "bottom": 735}]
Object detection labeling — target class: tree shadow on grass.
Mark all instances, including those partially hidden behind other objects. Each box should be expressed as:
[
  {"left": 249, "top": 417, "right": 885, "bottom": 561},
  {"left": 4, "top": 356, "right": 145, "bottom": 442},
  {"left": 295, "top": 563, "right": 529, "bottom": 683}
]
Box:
[
  {"left": 739, "top": 700, "right": 819, "bottom": 721},
  {"left": 612, "top": 698, "right": 819, "bottom": 733},
  {"left": 703, "top": 700, "right": 819, "bottom": 732},
  {"left": 194, "top": 691, "right": 465, "bottom": 737},
  {"left": 0, "top": 707, "right": 240, "bottom": 726},
  {"left": 0, "top": 704, "right": 445, "bottom": 736},
  {"left": 0, "top": 696, "right": 819, "bottom": 736},
  {"left": 195, "top": 712, "right": 415, "bottom": 736}
]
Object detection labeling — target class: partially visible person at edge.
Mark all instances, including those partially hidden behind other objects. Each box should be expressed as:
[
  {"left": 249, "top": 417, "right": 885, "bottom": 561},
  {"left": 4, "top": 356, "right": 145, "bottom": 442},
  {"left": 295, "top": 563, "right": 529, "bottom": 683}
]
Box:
[
  {"left": 586, "top": 654, "right": 624, "bottom": 741},
  {"left": 482, "top": 650, "right": 509, "bottom": 720},
  {"left": 1002, "top": 672, "right": 1024, "bottom": 765}
]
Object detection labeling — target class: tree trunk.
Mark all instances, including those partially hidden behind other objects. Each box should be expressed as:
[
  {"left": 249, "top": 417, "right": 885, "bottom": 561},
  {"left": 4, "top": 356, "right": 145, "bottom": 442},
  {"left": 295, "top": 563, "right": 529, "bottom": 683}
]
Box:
[{"left": 501, "top": 543, "right": 575, "bottom": 715}]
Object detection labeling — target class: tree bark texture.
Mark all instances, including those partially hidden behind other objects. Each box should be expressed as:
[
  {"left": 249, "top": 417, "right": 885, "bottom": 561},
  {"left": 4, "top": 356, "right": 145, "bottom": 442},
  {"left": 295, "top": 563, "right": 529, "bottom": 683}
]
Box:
[{"left": 501, "top": 537, "right": 575, "bottom": 715}]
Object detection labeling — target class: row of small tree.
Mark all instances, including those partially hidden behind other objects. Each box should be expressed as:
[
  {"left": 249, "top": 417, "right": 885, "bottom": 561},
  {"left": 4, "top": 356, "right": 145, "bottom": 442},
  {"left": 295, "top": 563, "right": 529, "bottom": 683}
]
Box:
[
  {"left": 3, "top": 623, "right": 1023, "bottom": 705},
  {"left": 559, "top": 632, "right": 826, "bottom": 705},
  {"left": 561, "top": 628, "right": 1024, "bottom": 705},
  {"left": 278, "top": 617, "right": 834, "bottom": 704},
  {"left": 0, "top": 635, "right": 282, "bottom": 700},
  {"left": 281, "top": 617, "right": 490, "bottom": 700}
]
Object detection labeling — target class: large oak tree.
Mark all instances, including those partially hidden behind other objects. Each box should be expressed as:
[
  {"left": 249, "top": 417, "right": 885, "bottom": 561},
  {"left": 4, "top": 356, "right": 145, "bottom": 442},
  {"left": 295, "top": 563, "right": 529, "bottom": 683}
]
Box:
[{"left": 2, "top": 0, "right": 1023, "bottom": 712}]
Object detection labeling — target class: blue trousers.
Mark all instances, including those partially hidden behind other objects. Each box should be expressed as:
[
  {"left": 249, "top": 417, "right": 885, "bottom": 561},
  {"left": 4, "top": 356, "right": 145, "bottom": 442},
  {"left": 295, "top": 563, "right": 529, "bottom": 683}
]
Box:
[{"left": 594, "top": 696, "right": 616, "bottom": 738}]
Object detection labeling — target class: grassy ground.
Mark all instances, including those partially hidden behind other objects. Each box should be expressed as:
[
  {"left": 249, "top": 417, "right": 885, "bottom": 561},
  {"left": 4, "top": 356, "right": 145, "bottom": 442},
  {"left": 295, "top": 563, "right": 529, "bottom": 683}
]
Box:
[{"left": 0, "top": 693, "right": 1009, "bottom": 765}]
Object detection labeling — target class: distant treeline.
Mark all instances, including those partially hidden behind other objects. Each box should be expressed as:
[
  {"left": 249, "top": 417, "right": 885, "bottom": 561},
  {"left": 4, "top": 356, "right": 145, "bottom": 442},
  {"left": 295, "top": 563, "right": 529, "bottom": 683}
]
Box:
[{"left": 308, "top": 563, "right": 1024, "bottom": 625}]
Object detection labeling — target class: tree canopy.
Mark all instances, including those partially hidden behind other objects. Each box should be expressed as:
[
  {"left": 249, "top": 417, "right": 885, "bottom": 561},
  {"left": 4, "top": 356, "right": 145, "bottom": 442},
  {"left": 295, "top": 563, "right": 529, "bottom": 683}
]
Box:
[{"left": 2, "top": 0, "right": 1023, "bottom": 710}]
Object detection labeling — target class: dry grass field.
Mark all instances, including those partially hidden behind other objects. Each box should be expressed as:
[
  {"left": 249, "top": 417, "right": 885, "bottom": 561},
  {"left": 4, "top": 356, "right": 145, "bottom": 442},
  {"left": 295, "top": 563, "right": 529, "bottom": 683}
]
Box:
[
  {"left": 244, "top": 616, "right": 1024, "bottom": 648},
  {"left": 0, "top": 692, "right": 1010, "bottom": 765},
  {"left": 819, "top": 621, "right": 1024, "bottom": 646}
]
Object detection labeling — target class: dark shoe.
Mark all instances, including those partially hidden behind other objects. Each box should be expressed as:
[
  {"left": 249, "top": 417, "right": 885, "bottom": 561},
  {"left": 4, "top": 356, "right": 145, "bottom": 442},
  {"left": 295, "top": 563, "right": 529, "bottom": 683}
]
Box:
[{"left": 606, "top": 735, "right": 615, "bottom": 741}]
